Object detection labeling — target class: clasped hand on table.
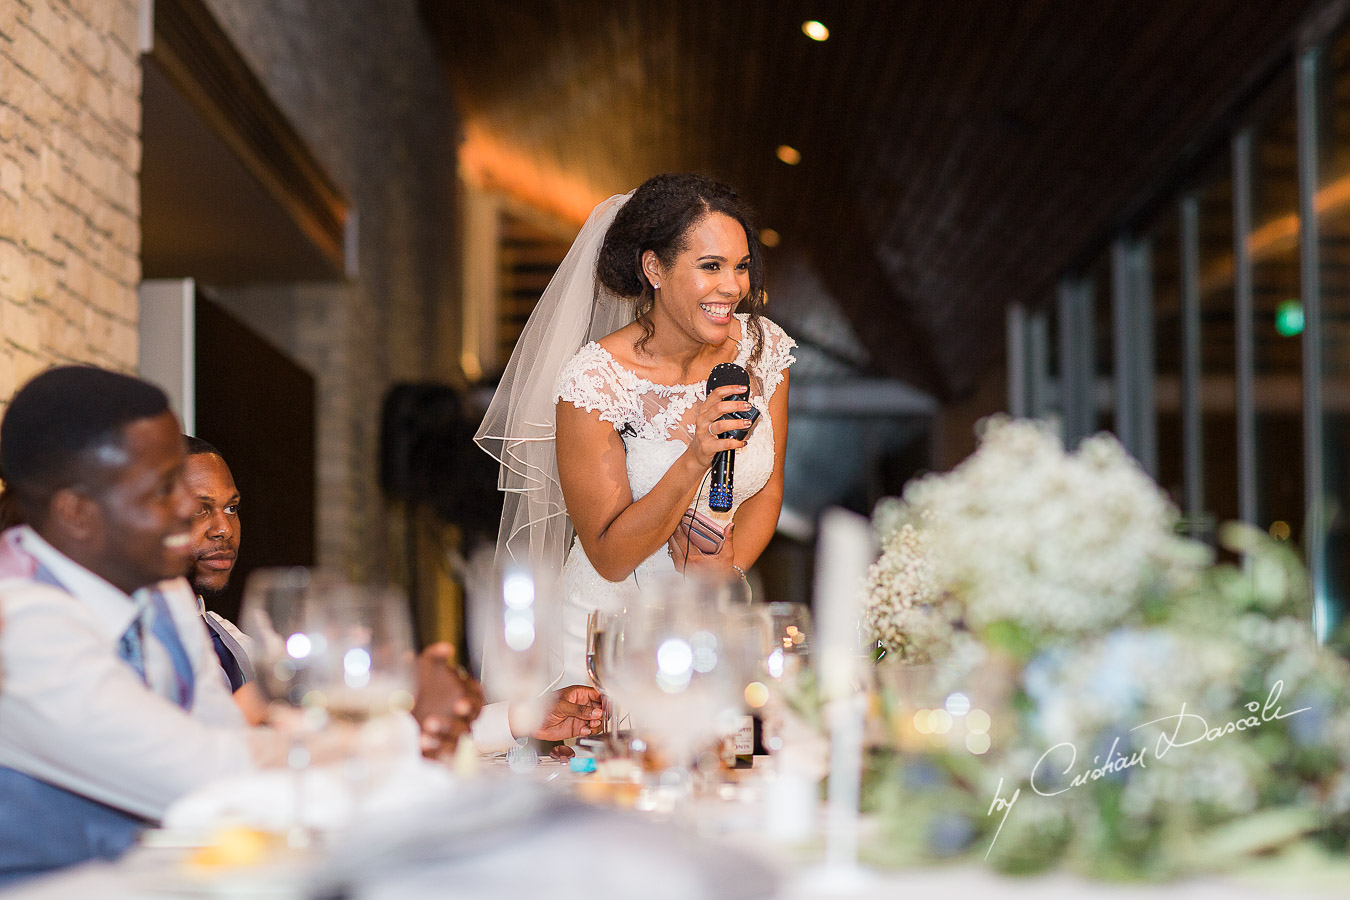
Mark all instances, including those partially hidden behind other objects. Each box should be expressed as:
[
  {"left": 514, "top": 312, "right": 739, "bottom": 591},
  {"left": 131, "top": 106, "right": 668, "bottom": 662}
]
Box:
[{"left": 412, "top": 643, "right": 604, "bottom": 759}]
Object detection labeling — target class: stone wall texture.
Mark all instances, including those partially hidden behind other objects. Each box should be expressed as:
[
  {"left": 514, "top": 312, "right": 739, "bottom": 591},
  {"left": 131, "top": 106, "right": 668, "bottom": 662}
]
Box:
[
  {"left": 199, "top": 0, "right": 460, "bottom": 581},
  {"left": 0, "top": 0, "right": 141, "bottom": 399}
]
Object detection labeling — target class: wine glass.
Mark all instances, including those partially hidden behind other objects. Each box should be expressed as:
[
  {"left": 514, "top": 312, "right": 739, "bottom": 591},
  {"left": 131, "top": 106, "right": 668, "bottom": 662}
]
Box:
[
  {"left": 316, "top": 582, "right": 418, "bottom": 780},
  {"left": 239, "top": 569, "right": 415, "bottom": 842},
  {"left": 605, "top": 575, "right": 743, "bottom": 798}
]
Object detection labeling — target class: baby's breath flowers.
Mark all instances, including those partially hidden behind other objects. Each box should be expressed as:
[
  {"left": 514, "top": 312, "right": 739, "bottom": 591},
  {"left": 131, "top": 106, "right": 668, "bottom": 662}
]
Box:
[
  {"left": 864, "top": 523, "right": 951, "bottom": 662},
  {"left": 873, "top": 418, "right": 1208, "bottom": 649}
]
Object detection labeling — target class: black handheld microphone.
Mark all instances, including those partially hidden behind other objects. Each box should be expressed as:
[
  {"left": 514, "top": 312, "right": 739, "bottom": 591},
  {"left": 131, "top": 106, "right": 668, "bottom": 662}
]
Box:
[{"left": 705, "top": 362, "right": 759, "bottom": 512}]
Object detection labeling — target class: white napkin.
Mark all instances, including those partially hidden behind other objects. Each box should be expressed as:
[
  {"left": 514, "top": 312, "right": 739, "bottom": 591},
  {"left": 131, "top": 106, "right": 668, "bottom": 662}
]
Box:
[{"left": 163, "top": 713, "right": 448, "bottom": 834}]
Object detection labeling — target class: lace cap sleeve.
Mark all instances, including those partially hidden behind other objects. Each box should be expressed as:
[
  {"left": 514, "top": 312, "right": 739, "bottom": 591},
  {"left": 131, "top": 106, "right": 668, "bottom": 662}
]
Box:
[
  {"left": 554, "top": 343, "right": 636, "bottom": 430},
  {"left": 755, "top": 317, "right": 797, "bottom": 401}
]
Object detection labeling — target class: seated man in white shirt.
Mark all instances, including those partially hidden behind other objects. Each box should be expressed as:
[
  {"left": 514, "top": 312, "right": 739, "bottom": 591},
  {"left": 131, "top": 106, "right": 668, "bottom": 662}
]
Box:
[
  {"left": 179, "top": 437, "right": 604, "bottom": 755},
  {"left": 0, "top": 366, "right": 259, "bottom": 884},
  {"left": 0, "top": 367, "right": 493, "bottom": 885}
]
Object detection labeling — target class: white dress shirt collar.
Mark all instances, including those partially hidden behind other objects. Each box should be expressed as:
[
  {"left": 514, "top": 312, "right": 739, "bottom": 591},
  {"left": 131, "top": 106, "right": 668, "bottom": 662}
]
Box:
[{"left": 13, "top": 525, "right": 183, "bottom": 640}]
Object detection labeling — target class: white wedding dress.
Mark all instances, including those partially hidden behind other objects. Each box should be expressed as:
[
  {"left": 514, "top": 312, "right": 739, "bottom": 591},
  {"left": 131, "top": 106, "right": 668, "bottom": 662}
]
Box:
[{"left": 551, "top": 314, "right": 796, "bottom": 685}]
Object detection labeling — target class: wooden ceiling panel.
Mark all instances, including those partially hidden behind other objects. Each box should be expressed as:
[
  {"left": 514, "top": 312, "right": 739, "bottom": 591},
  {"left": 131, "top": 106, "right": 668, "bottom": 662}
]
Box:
[{"left": 423, "top": 0, "right": 1320, "bottom": 398}]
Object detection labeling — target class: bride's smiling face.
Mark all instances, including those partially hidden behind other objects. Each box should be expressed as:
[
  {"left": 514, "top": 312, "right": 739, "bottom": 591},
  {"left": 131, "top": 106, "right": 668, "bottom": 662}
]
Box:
[{"left": 643, "top": 212, "right": 750, "bottom": 346}]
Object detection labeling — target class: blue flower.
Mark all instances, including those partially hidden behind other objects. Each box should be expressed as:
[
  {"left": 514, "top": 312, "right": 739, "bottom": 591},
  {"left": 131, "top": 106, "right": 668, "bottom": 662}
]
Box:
[{"left": 927, "top": 812, "right": 976, "bottom": 857}]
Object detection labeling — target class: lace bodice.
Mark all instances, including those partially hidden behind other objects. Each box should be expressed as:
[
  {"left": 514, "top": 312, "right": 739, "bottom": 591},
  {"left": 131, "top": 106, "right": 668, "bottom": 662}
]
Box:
[
  {"left": 552, "top": 315, "right": 796, "bottom": 685},
  {"left": 555, "top": 315, "right": 795, "bottom": 521}
]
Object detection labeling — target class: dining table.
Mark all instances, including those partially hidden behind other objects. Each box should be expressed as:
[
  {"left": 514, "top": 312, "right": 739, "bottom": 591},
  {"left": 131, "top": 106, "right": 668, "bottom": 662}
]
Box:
[{"left": 4, "top": 750, "right": 1347, "bottom": 900}]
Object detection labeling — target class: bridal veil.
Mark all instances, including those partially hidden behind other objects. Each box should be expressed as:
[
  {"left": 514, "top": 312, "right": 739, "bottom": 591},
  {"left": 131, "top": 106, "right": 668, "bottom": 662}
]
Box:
[{"left": 473, "top": 191, "right": 636, "bottom": 582}]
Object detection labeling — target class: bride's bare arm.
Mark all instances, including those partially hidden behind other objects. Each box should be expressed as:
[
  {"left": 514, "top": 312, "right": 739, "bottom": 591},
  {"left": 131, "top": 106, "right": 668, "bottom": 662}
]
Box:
[
  {"left": 556, "top": 385, "right": 751, "bottom": 582},
  {"left": 728, "top": 368, "right": 789, "bottom": 571}
]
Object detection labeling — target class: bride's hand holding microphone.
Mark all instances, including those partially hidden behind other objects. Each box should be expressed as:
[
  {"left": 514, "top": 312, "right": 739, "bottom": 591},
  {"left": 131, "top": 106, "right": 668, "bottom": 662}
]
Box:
[
  {"left": 685, "top": 383, "right": 753, "bottom": 469},
  {"left": 669, "top": 382, "right": 752, "bottom": 578}
]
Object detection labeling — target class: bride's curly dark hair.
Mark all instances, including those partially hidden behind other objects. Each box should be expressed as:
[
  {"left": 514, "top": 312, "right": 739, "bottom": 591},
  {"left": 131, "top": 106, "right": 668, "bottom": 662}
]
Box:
[{"left": 596, "top": 173, "right": 766, "bottom": 373}]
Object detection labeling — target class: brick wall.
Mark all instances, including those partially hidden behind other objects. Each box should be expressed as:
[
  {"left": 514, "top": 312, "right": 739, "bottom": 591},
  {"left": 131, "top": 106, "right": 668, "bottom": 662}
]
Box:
[
  {"left": 0, "top": 0, "right": 459, "bottom": 583},
  {"left": 0, "top": 0, "right": 141, "bottom": 400},
  {"left": 199, "top": 0, "right": 460, "bottom": 581}
]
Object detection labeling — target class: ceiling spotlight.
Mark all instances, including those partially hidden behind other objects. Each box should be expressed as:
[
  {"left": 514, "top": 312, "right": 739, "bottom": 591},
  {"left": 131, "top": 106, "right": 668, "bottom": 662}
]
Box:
[
  {"left": 776, "top": 144, "right": 801, "bottom": 166},
  {"left": 761, "top": 228, "right": 781, "bottom": 247},
  {"left": 802, "top": 20, "right": 829, "bottom": 41}
]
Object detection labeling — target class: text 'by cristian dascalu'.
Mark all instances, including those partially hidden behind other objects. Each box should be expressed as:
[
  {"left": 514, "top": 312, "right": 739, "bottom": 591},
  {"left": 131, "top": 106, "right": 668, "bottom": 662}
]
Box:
[{"left": 983, "top": 680, "right": 1310, "bottom": 858}]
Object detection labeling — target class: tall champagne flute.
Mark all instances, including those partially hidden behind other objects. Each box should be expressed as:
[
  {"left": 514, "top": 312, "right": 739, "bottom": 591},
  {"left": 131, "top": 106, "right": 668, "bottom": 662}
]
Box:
[{"left": 585, "top": 608, "right": 621, "bottom": 752}]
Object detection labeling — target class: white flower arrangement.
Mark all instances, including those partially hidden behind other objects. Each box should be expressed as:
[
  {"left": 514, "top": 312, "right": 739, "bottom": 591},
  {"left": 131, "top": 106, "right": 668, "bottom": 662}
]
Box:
[
  {"left": 873, "top": 417, "right": 1208, "bottom": 646},
  {"left": 860, "top": 417, "right": 1350, "bottom": 880}
]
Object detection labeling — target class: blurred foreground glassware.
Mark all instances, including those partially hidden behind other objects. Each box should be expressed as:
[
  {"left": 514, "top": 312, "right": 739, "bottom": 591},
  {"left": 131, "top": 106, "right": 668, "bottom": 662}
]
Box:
[
  {"left": 764, "top": 602, "right": 812, "bottom": 683},
  {"left": 718, "top": 604, "right": 774, "bottom": 768},
  {"left": 239, "top": 568, "right": 337, "bottom": 847},
  {"left": 477, "top": 561, "right": 561, "bottom": 769},
  {"left": 606, "top": 575, "right": 744, "bottom": 798},
  {"left": 586, "top": 607, "right": 623, "bottom": 755},
  {"left": 240, "top": 569, "right": 416, "bottom": 844},
  {"left": 873, "top": 649, "right": 1010, "bottom": 757}
]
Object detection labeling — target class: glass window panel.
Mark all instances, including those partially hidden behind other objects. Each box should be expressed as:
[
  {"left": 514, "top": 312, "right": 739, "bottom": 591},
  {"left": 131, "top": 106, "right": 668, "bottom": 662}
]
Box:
[
  {"left": 1249, "top": 79, "right": 1303, "bottom": 550},
  {"left": 1197, "top": 160, "right": 1239, "bottom": 529},
  {"left": 1152, "top": 206, "right": 1183, "bottom": 507},
  {"left": 1088, "top": 255, "right": 1114, "bottom": 434}
]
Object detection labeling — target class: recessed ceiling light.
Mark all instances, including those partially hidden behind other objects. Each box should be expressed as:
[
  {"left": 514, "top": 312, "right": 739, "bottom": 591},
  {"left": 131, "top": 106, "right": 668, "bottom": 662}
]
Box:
[
  {"left": 802, "top": 20, "right": 829, "bottom": 42},
  {"left": 776, "top": 145, "right": 801, "bottom": 165},
  {"left": 761, "top": 228, "right": 781, "bottom": 247}
]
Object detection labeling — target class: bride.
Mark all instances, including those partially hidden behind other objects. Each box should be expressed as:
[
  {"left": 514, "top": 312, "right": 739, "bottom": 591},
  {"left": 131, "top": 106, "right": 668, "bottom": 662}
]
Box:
[{"left": 477, "top": 174, "right": 795, "bottom": 687}]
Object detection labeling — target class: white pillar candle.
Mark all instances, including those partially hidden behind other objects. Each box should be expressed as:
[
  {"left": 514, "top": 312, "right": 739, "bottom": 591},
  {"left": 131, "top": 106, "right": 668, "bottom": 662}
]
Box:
[
  {"left": 814, "top": 508, "right": 874, "bottom": 702},
  {"left": 812, "top": 508, "right": 876, "bottom": 876}
]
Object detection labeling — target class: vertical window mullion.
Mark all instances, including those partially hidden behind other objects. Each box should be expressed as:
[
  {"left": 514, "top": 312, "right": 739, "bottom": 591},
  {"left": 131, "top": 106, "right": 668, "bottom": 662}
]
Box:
[
  {"left": 1296, "top": 46, "right": 1328, "bottom": 639},
  {"left": 1057, "top": 279, "right": 1081, "bottom": 446},
  {"left": 1006, "top": 303, "right": 1028, "bottom": 418},
  {"left": 1079, "top": 279, "right": 1097, "bottom": 439}
]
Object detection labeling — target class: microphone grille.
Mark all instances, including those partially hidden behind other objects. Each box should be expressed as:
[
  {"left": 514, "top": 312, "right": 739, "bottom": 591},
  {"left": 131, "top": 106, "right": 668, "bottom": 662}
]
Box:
[{"left": 706, "top": 362, "right": 749, "bottom": 393}]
